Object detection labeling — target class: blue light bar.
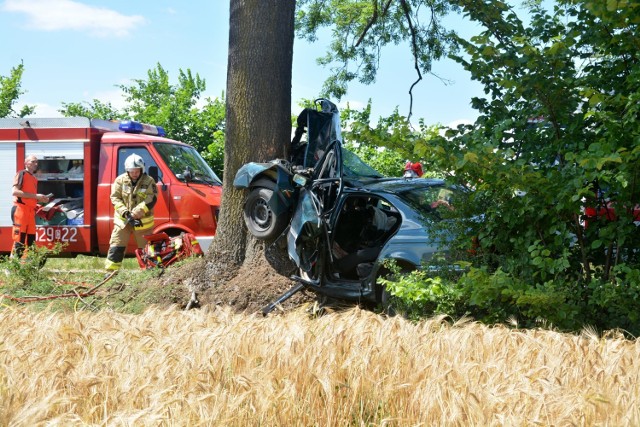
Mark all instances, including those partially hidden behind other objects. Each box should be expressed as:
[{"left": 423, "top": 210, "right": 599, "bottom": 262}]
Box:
[
  {"left": 119, "top": 120, "right": 167, "bottom": 137},
  {"left": 119, "top": 121, "right": 143, "bottom": 133}
]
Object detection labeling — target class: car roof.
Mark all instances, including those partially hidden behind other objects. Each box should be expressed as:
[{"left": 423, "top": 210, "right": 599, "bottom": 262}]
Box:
[{"left": 346, "top": 177, "right": 447, "bottom": 194}]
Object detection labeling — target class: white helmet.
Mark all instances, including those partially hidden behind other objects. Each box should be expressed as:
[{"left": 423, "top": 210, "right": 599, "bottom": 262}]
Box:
[{"left": 124, "top": 154, "right": 145, "bottom": 173}]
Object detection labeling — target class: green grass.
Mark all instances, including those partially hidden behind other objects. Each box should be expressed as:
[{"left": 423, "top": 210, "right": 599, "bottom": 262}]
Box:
[
  {"left": 0, "top": 249, "right": 190, "bottom": 314},
  {"left": 45, "top": 254, "right": 140, "bottom": 271}
]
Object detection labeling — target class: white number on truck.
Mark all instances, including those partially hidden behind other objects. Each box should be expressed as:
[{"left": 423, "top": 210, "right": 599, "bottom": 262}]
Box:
[{"left": 36, "top": 227, "right": 79, "bottom": 243}]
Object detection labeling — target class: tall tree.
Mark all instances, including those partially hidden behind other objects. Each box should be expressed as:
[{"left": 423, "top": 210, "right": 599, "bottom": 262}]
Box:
[
  {"left": 194, "top": 0, "right": 296, "bottom": 285},
  {"left": 120, "top": 64, "right": 224, "bottom": 155},
  {"left": 0, "top": 63, "right": 35, "bottom": 118}
]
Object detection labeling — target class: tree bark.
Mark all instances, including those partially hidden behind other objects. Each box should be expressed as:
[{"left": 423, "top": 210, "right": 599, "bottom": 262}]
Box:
[{"left": 196, "top": 0, "right": 296, "bottom": 290}]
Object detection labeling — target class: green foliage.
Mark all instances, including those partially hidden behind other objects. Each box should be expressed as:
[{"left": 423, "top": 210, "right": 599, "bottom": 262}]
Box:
[
  {"left": 382, "top": 262, "right": 640, "bottom": 335},
  {"left": 59, "top": 99, "right": 127, "bottom": 120},
  {"left": 202, "top": 129, "right": 225, "bottom": 178},
  {"left": 343, "top": 142, "right": 403, "bottom": 177},
  {"left": 458, "top": 268, "right": 578, "bottom": 329},
  {"left": 372, "top": 0, "right": 640, "bottom": 334},
  {"left": 59, "top": 63, "right": 226, "bottom": 177},
  {"left": 0, "top": 244, "right": 64, "bottom": 293},
  {"left": 416, "top": 0, "right": 640, "bottom": 289},
  {"left": 120, "top": 64, "right": 225, "bottom": 156},
  {"left": 339, "top": 99, "right": 442, "bottom": 177},
  {"left": 378, "top": 260, "right": 464, "bottom": 320},
  {"left": 295, "top": 0, "right": 460, "bottom": 101},
  {"left": 0, "top": 62, "right": 35, "bottom": 118},
  {"left": 582, "top": 267, "right": 640, "bottom": 334}
]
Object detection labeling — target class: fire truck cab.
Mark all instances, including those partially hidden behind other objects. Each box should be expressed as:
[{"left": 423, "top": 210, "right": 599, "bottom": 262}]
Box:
[{"left": 0, "top": 117, "right": 222, "bottom": 256}]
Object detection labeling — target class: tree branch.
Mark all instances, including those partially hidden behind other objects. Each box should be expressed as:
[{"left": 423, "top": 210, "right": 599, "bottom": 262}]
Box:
[
  {"left": 355, "top": 0, "right": 393, "bottom": 47},
  {"left": 400, "top": 0, "right": 422, "bottom": 120}
]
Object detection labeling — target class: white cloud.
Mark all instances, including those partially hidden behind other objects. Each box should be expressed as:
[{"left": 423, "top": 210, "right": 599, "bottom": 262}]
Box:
[{"left": 2, "top": 0, "right": 146, "bottom": 37}]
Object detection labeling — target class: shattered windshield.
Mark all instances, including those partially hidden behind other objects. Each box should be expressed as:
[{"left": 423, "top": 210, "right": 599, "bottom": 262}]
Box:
[
  {"left": 154, "top": 142, "right": 222, "bottom": 185},
  {"left": 342, "top": 148, "right": 383, "bottom": 179}
]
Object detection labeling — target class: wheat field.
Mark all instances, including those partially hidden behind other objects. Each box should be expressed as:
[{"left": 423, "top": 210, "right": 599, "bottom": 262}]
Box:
[{"left": 0, "top": 304, "right": 638, "bottom": 426}]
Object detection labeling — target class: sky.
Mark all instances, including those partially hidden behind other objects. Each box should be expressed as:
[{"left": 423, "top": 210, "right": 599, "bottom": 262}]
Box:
[{"left": 0, "top": 0, "right": 487, "bottom": 128}]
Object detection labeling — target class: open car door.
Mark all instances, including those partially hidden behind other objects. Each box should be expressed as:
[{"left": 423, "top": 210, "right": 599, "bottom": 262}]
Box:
[{"left": 287, "top": 140, "right": 344, "bottom": 278}]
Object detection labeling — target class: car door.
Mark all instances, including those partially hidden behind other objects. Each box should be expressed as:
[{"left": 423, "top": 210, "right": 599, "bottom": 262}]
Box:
[
  {"left": 287, "top": 141, "right": 343, "bottom": 277},
  {"left": 294, "top": 98, "right": 341, "bottom": 170}
]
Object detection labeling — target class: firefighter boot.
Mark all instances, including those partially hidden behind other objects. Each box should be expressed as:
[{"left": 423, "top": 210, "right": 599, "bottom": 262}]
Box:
[{"left": 105, "top": 246, "right": 126, "bottom": 271}]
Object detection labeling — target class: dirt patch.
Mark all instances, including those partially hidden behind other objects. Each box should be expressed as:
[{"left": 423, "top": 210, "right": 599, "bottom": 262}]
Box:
[
  {"left": 155, "top": 255, "right": 315, "bottom": 315},
  {"left": 197, "top": 261, "right": 314, "bottom": 314}
]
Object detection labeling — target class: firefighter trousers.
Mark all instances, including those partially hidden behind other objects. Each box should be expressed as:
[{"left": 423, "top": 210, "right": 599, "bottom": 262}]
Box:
[{"left": 104, "top": 223, "right": 150, "bottom": 270}]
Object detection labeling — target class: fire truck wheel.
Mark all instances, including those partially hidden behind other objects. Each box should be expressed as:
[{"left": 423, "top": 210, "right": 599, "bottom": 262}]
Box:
[{"left": 244, "top": 186, "right": 289, "bottom": 240}]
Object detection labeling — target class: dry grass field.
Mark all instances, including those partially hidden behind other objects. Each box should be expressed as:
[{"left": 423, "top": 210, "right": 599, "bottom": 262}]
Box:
[{"left": 0, "top": 304, "right": 638, "bottom": 426}]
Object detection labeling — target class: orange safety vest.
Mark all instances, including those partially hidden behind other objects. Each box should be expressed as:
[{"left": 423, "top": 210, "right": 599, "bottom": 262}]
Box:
[{"left": 13, "top": 170, "right": 39, "bottom": 209}]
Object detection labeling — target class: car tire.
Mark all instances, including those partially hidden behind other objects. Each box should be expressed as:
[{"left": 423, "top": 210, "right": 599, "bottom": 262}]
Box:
[{"left": 243, "top": 186, "right": 289, "bottom": 240}]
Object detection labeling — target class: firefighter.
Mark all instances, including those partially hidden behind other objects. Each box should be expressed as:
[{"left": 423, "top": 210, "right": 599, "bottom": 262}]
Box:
[
  {"left": 104, "top": 154, "right": 157, "bottom": 271},
  {"left": 11, "top": 154, "right": 52, "bottom": 259}
]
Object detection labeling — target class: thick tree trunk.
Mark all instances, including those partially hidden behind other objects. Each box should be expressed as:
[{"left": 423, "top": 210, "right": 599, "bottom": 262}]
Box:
[{"left": 196, "top": 0, "right": 296, "bottom": 291}]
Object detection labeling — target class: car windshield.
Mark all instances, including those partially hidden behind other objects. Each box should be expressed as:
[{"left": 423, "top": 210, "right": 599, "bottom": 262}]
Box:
[
  {"left": 341, "top": 148, "right": 383, "bottom": 179},
  {"left": 154, "top": 142, "right": 222, "bottom": 185}
]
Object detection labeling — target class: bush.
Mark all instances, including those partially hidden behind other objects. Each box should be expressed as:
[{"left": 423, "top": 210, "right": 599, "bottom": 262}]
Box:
[{"left": 381, "top": 261, "right": 640, "bottom": 336}]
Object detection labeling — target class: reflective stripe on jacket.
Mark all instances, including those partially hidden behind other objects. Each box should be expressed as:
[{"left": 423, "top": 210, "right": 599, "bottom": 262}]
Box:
[{"left": 110, "top": 172, "right": 157, "bottom": 230}]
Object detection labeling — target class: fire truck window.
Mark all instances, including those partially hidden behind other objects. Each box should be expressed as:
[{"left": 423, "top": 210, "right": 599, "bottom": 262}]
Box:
[{"left": 117, "top": 148, "right": 162, "bottom": 181}]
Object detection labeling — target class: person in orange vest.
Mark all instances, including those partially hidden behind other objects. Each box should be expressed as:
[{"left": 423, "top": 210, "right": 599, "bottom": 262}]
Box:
[{"left": 11, "top": 154, "right": 52, "bottom": 259}]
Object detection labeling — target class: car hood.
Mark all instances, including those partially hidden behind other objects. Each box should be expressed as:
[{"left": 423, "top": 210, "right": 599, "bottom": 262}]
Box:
[{"left": 233, "top": 160, "right": 288, "bottom": 189}]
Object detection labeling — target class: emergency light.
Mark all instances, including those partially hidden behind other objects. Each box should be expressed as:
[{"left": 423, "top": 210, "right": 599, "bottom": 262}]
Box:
[{"left": 119, "top": 120, "right": 166, "bottom": 137}]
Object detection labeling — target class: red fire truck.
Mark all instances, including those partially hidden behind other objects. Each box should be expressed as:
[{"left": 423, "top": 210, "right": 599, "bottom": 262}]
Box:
[{"left": 0, "top": 117, "right": 222, "bottom": 256}]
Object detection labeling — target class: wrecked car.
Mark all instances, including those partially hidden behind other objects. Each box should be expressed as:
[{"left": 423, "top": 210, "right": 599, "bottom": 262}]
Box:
[{"left": 234, "top": 99, "right": 464, "bottom": 313}]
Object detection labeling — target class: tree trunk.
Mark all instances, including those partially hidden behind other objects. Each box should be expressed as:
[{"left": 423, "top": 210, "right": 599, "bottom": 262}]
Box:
[{"left": 190, "top": 0, "right": 296, "bottom": 292}]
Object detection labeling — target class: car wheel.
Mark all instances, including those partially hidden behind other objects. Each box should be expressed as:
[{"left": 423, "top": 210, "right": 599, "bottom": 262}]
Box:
[{"left": 243, "top": 186, "right": 289, "bottom": 240}]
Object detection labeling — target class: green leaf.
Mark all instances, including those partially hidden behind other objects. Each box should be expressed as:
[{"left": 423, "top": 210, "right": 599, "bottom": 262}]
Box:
[{"left": 464, "top": 152, "right": 479, "bottom": 164}]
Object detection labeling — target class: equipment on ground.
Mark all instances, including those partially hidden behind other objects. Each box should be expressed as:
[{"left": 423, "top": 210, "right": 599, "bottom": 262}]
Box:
[{"left": 134, "top": 232, "right": 204, "bottom": 269}]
